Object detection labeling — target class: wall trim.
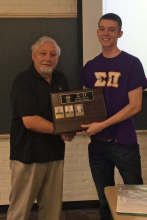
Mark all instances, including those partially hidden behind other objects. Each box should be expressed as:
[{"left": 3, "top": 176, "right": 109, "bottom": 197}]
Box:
[
  {"left": 0, "top": 201, "right": 100, "bottom": 213},
  {"left": 0, "top": 13, "right": 77, "bottom": 18},
  {"left": 136, "top": 130, "right": 147, "bottom": 134},
  {"left": 0, "top": 135, "right": 10, "bottom": 139}
]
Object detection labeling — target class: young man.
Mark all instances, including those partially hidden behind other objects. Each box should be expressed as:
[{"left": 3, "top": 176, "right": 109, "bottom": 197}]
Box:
[
  {"left": 80, "top": 13, "right": 147, "bottom": 220},
  {"left": 7, "top": 36, "right": 75, "bottom": 220}
]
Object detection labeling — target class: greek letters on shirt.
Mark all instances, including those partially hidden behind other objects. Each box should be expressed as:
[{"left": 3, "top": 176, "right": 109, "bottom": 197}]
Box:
[{"left": 94, "top": 72, "right": 121, "bottom": 88}]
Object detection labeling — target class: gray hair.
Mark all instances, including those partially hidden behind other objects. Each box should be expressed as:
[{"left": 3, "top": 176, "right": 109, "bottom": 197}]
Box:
[{"left": 31, "top": 36, "right": 61, "bottom": 56}]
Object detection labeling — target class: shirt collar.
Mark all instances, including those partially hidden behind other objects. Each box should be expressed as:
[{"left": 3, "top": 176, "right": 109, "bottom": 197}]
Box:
[{"left": 29, "top": 63, "right": 58, "bottom": 84}]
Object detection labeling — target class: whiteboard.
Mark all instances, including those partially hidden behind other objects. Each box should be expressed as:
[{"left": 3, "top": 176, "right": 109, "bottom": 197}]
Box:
[{"left": 103, "top": 0, "right": 147, "bottom": 77}]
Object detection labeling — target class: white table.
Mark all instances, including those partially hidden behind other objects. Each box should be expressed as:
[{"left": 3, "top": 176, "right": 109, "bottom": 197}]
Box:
[{"left": 105, "top": 186, "right": 147, "bottom": 220}]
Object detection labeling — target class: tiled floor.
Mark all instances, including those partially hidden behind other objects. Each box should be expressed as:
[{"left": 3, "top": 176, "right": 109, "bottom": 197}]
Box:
[{"left": 0, "top": 209, "right": 100, "bottom": 220}]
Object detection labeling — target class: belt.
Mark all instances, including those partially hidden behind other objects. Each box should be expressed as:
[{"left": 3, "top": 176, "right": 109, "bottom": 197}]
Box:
[{"left": 90, "top": 136, "right": 117, "bottom": 145}]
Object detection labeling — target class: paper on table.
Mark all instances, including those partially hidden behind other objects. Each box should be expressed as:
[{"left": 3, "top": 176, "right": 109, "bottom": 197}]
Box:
[{"left": 116, "top": 185, "right": 147, "bottom": 216}]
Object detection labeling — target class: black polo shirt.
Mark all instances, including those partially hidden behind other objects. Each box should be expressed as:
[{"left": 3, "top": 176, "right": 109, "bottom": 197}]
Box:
[{"left": 10, "top": 64, "right": 69, "bottom": 164}]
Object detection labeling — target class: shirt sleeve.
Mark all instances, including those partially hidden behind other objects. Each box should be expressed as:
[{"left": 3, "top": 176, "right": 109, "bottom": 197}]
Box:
[
  {"left": 11, "top": 75, "right": 39, "bottom": 119},
  {"left": 128, "top": 58, "right": 147, "bottom": 92}
]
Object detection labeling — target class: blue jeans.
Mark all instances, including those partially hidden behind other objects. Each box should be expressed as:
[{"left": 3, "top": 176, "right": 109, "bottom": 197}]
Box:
[{"left": 88, "top": 140, "right": 143, "bottom": 220}]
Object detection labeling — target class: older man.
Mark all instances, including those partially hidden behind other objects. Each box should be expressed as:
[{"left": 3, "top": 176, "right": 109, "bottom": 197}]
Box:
[{"left": 7, "top": 36, "right": 74, "bottom": 220}]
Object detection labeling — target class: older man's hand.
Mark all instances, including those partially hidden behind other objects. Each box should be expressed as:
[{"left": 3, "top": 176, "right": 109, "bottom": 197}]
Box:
[{"left": 61, "top": 132, "right": 76, "bottom": 142}]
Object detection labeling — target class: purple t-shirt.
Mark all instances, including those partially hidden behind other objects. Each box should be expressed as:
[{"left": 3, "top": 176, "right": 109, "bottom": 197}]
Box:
[{"left": 80, "top": 51, "right": 147, "bottom": 145}]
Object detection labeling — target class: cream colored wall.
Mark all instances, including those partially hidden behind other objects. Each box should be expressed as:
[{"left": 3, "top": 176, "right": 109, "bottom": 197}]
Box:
[
  {"left": 0, "top": 0, "right": 77, "bottom": 14},
  {"left": 0, "top": 133, "right": 147, "bottom": 205}
]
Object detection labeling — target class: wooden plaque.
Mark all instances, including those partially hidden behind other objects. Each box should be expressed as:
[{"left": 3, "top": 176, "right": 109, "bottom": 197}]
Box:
[{"left": 51, "top": 88, "right": 107, "bottom": 134}]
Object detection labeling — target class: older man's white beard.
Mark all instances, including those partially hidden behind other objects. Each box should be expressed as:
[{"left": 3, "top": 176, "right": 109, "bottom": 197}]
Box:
[
  {"left": 39, "top": 61, "right": 54, "bottom": 76},
  {"left": 40, "top": 69, "right": 53, "bottom": 75}
]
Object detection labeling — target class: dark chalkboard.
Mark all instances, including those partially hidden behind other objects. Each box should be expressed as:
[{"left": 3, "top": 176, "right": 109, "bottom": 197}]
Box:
[{"left": 0, "top": 18, "right": 82, "bottom": 134}]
